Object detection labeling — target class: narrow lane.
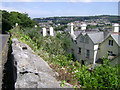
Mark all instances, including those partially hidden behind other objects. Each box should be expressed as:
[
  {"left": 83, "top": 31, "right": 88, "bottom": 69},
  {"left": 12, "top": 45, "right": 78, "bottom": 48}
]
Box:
[
  {"left": 0, "top": 34, "right": 9, "bottom": 89},
  {"left": 0, "top": 34, "right": 9, "bottom": 51}
]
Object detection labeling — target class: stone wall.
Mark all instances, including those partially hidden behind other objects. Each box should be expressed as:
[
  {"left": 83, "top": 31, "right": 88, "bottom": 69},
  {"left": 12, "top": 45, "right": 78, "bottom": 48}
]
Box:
[
  {"left": 11, "top": 38, "right": 73, "bottom": 88},
  {"left": 1, "top": 36, "right": 73, "bottom": 89}
]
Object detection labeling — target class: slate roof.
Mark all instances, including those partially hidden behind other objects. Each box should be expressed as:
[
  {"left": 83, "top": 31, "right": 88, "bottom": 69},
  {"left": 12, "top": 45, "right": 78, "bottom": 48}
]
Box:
[
  {"left": 87, "top": 32, "right": 104, "bottom": 44},
  {"left": 73, "top": 30, "right": 104, "bottom": 44},
  {"left": 74, "top": 30, "right": 82, "bottom": 38},
  {"left": 111, "top": 33, "right": 120, "bottom": 47}
]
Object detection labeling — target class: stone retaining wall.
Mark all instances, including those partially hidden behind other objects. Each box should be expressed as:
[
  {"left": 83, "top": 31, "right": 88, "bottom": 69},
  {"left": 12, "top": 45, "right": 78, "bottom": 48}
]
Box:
[{"left": 11, "top": 38, "right": 73, "bottom": 88}]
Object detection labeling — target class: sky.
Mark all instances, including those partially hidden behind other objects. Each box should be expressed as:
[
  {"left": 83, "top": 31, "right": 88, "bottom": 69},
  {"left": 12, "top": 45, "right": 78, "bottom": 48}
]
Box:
[{"left": 1, "top": 0, "right": 119, "bottom": 18}]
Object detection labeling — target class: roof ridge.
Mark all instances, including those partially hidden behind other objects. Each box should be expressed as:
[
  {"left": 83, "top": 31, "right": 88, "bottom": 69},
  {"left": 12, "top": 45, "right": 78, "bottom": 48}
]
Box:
[{"left": 111, "top": 32, "right": 120, "bottom": 35}]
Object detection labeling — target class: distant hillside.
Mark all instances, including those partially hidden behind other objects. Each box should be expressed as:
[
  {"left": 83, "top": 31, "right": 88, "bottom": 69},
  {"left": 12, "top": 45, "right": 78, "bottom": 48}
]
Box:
[{"left": 34, "top": 15, "right": 119, "bottom": 25}]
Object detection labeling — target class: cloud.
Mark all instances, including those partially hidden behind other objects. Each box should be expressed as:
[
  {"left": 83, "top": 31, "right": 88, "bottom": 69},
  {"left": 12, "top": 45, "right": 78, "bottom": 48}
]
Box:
[
  {"left": 1, "top": 6, "right": 22, "bottom": 13},
  {"left": 69, "top": 0, "right": 91, "bottom": 2},
  {"left": 2, "top": 0, "right": 35, "bottom": 2},
  {"left": 2, "top": 0, "right": 120, "bottom": 2},
  {"left": 1, "top": 5, "right": 53, "bottom": 18}
]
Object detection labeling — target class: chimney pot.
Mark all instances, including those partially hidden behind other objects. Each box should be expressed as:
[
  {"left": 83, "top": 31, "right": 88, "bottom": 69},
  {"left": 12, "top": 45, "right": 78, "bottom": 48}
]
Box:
[
  {"left": 42, "top": 27, "right": 47, "bottom": 36},
  {"left": 81, "top": 23, "right": 87, "bottom": 30},
  {"left": 113, "top": 23, "right": 119, "bottom": 32},
  {"left": 70, "top": 23, "right": 74, "bottom": 35},
  {"left": 50, "top": 27, "right": 54, "bottom": 36}
]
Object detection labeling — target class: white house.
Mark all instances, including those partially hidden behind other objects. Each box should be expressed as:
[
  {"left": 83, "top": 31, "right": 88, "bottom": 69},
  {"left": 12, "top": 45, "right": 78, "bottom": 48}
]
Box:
[
  {"left": 68, "top": 23, "right": 105, "bottom": 65},
  {"left": 98, "top": 23, "right": 120, "bottom": 65},
  {"left": 71, "top": 31, "right": 104, "bottom": 65},
  {"left": 69, "top": 23, "right": 120, "bottom": 65},
  {"left": 99, "top": 33, "right": 120, "bottom": 65}
]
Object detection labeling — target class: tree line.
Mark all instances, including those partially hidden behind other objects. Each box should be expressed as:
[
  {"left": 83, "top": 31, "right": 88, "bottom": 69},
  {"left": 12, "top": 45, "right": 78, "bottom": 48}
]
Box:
[
  {"left": 1, "top": 10, "right": 38, "bottom": 34},
  {"left": 34, "top": 15, "right": 119, "bottom": 25}
]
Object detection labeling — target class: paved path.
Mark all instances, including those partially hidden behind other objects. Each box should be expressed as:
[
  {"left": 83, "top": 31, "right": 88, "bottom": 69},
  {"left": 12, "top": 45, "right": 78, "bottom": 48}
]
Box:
[
  {"left": 0, "top": 34, "right": 9, "bottom": 52},
  {"left": 0, "top": 34, "right": 9, "bottom": 89}
]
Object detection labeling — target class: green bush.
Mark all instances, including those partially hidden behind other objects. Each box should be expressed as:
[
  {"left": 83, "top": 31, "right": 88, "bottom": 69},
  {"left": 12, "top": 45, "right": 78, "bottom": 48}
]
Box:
[{"left": 76, "top": 58, "right": 120, "bottom": 88}]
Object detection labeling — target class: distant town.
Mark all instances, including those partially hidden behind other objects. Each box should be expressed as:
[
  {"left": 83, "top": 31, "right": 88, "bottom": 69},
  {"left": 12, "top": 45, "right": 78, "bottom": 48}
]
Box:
[
  {"left": 34, "top": 15, "right": 119, "bottom": 32},
  {"left": 34, "top": 15, "right": 120, "bottom": 66}
]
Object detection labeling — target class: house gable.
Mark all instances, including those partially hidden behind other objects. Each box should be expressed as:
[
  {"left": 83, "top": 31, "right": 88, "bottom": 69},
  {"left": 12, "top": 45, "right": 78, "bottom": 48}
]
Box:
[
  {"left": 85, "top": 34, "right": 94, "bottom": 45},
  {"left": 100, "top": 35, "right": 120, "bottom": 48},
  {"left": 99, "top": 35, "right": 119, "bottom": 59}
]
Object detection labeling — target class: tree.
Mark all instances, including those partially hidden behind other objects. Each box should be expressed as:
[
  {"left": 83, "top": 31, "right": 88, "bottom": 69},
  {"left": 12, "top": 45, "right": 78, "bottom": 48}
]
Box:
[
  {"left": 2, "top": 10, "right": 11, "bottom": 33},
  {"left": 2, "top": 10, "right": 38, "bottom": 34}
]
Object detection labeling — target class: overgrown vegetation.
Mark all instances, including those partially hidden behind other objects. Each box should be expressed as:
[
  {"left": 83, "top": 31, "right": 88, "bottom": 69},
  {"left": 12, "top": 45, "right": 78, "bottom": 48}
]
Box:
[
  {"left": 9, "top": 26, "right": 120, "bottom": 88},
  {"left": 1, "top": 10, "right": 38, "bottom": 34}
]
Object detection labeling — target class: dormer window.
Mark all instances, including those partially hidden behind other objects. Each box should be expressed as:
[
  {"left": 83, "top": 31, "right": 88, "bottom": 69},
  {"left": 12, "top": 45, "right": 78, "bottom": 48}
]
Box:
[{"left": 108, "top": 40, "right": 113, "bottom": 46}]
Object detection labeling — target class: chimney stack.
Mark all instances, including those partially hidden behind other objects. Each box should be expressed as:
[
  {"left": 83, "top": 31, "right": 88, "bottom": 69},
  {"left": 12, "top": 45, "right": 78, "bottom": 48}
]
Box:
[
  {"left": 35, "top": 25, "right": 37, "bottom": 28},
  {"left": 70, "top": 23, "right": 74, "bottom": 35},
  {"left": 113, "top": 23, "right": 119, "bottom": 32},
  {"left": 42, "top": 27, "right": 47, "bottom": 36},
  {"left": 81, "top": 23, "right": 87, "bottom": 30},
  {"left": 50, "top": 27, "right": 54, "bottom": 36},
  {"left": 15, "top": 23, "right": 18, "bottom": 27}
]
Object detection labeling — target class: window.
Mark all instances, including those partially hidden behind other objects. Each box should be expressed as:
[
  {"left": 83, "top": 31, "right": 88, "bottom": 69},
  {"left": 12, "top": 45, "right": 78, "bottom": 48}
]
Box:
[
  {"left": 85, "top": 37, "right": 89, "bottom": 44},
  {"left": 108, "top": 51, "right": 113, "bottom": 56},
  {"left": 41, "top": 31, "right": 43, "bottom": 34},
  {"left": 108, "top": 40, "right": 113, "bottom": 46},
  {"left": 86, "top": 50, "right": 90, "bottom": 58},
  {"left": 71, "top": 38, "right": 73, "bottom": 42},
  {"left": 71, "top": 49, "right": 74, "bottom": 54},
  {"left": 78, "top": 47, "right": 81, "bottom": 54},
  {"left": 98, "top": 48, "right": 100, "bottom": 50},
  {"left": 74, "top": 40, "right": 77, "bottom": 44}
]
